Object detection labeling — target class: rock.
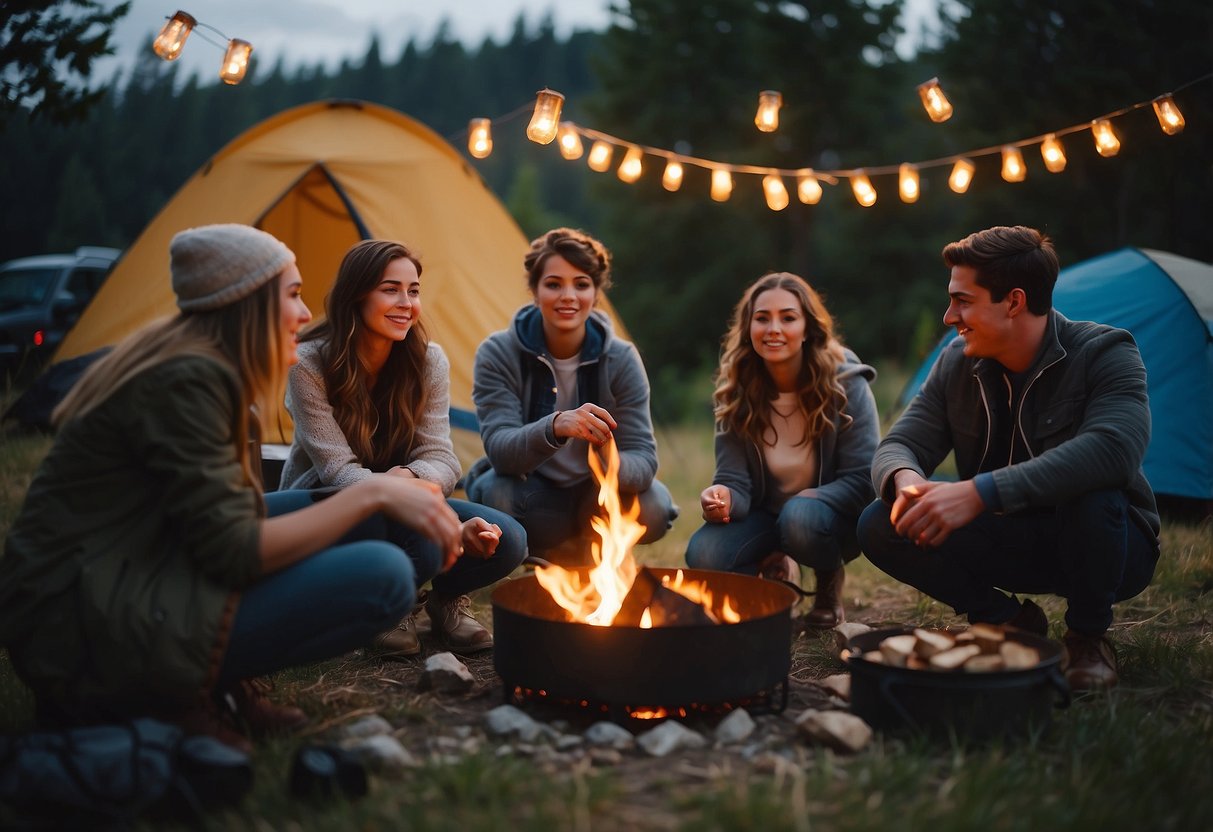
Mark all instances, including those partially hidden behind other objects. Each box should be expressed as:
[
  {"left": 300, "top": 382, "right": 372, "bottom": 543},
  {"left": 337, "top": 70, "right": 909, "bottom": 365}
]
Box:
[
  {"left": 417, "top": 652, "right": 475, "bottom": 693},
  {"left": 335, "top": 714, "right": 394, "bottom": 741},
  {"left": 588, "top": 748, "right": 624, "bottom": 767},
  {"left": 795, "top": 709, "right": 873, "bottom": 753},
  {"left": 584, "top": 721, "right": 635, "bottom": 750},
  {"left": 341, "top": 734, "right": 418, "bottom": 772},
  {"left": 714, "top": 708, "right": 756, "bottom": 745},
  {"left": 833, "top": 622, "right": 874, "bottom": 656},
  {"left": 555, "top": 734, "right": 585, "bottom": 752},
  {"left": 817, "top": 674, "right": 852, "bottom": 702},
  {"left": 483, "top": 704, "right": 555, "bottom": 742},
  {"left": 636, "top": 721, "right": 708, "bottom": 757}
]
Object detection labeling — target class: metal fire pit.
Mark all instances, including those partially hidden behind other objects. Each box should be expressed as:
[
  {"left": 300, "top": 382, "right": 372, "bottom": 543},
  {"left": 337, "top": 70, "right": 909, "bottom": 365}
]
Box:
[{"left": 492, "top": 567, "right": 798, "bottom": 713}]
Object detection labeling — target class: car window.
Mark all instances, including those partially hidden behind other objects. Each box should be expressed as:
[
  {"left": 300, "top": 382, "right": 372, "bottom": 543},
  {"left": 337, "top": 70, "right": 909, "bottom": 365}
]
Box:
[
  {"left": 0, "top": 267, "right": 59, "bottom": 312},
  {"left": 64, "top": 268, "right": 107, "bottom": 303}
]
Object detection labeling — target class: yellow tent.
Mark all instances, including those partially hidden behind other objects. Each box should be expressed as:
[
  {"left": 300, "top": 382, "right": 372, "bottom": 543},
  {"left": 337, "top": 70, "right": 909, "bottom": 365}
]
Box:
[{"left": 55, "top": 99, "right": 621, "bottom": 467}]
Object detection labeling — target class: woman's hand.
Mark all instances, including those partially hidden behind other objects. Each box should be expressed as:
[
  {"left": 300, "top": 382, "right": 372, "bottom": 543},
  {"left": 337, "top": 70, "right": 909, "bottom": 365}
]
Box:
[
  {"left": 553, "top": 403, "right": 617, "bottom": 447},
  {"left": 700, "top": 485, "right": 731, "bottom": 523},
  {"left": 376, "top": 476, "right": 462, "bottom": 565},
  {"left": 459, "top": 518, "right": 501, "bottom": 564},
  {"left": 386, "top": 465, "right": 417, "bottom": 479}
]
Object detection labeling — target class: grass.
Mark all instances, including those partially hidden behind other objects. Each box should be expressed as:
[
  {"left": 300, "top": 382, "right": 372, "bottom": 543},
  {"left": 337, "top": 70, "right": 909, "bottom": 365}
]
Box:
[{"left": 2, "top": 370, "right": 1212, "bottom": 830}]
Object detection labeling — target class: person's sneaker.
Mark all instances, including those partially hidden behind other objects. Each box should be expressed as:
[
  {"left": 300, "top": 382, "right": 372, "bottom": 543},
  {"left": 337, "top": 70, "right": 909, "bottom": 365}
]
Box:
[
  {"left": 368, "top": 613, "right": 421, "bottom": 660},
  {"left": 1005, "top": 598, "right": 1049, "bottom": 637},
  {"left": 1062, "top": 629, "right": 1119, "bottom": 690},
  {"left": 226, "top": 678, "right": 308, "bottom": 737},
  {"left": 426, "top": 593, "right": 493, "bottom": 654},
  {"left": 804, "top": 566, "right": 846, "bottom": 629}
]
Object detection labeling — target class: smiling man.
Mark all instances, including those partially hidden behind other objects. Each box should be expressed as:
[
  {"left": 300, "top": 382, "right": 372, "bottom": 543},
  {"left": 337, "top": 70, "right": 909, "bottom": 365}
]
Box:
[{"left": 857, "top": 226, "right": 1160, "bottom": 690}]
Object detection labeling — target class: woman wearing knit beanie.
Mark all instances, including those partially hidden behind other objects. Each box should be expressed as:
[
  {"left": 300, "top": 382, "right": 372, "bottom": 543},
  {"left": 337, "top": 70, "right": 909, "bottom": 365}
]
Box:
[
  {"left": 0, "top": 224, "right": 461, "bottom": 752},
  {"left": 281, "top": 239, "right": 527, "bottom": 656}
]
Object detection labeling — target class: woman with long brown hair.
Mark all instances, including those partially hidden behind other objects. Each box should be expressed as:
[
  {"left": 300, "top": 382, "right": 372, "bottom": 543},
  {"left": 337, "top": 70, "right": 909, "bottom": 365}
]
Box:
[
  {"left": 281, "top": 239, "right": 526, "bottom": 655},
  {"left": 0, "top": 225, "right": 460, "bottom": 751},
  {"left": 686, "top": 272, "right": 879, "bottom": 627}
]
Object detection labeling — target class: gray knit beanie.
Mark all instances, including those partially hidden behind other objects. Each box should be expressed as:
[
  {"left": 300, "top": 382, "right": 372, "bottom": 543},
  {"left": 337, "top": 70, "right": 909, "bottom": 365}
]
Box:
[{"left": 170, "top": 224, "right": 295, "bottom": 312}]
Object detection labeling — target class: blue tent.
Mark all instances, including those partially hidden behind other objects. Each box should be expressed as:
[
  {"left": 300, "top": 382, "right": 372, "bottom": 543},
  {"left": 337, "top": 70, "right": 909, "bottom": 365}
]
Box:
[{"left": 898, "top": 248, "right": 1213, "bottom": 503}]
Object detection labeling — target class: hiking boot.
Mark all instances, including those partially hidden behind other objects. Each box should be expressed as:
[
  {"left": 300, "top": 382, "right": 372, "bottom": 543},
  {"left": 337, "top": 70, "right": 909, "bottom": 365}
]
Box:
[
  {"left": 1004, "top": 598, "right": 1049, "bottom": 637},
  {"left": 804, "top": 567, "right": 846, "bottom": 629},
  {"left": 426, "top": 593, "right": 493, "bottom": 654},
  {"left": 226, "top": 678, "right": 308, "bottom": 737},
  {"left": 368, "top": 612, "right": 421, "bottom": 660},
  {"left": 179, "top": 701, "right": 252, "bottom": 755},
  {"left": 1063, "top": 630, "right": 1119, "bottom": 691}
]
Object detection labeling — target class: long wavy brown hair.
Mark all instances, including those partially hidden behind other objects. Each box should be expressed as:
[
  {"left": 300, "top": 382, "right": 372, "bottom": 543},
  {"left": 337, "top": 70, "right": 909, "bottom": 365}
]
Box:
[
  {"left": 713, "top": 272, "right": 849, "bottom": 447},
  {"left": 54, "top": 277, "right": 284, "bottom": 494},
  {"left": 300, "top": 239, "right": 429, "bottom": 472}
]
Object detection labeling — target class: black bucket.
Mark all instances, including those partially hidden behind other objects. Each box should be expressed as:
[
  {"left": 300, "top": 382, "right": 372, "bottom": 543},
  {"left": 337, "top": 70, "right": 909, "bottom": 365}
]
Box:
[{"left": 847, "top": 627, "right": 1070, "bottom": 742}]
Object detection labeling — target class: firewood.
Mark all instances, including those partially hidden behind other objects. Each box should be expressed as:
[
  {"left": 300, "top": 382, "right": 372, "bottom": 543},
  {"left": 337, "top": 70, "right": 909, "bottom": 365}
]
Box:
[
  {"left": 912, "top": 628, "right": 955, "bottom": 658},
  {"left": 861, "top": 650, "right": 885, "bottom": 664},
  {"left": 906, "top": 654, "right": 930, "bottom": 670},
  {"left": 954, "top": 631, "right": 977, "bottom": 644},
  {"left": 879, "top": 634, "right": 918, "bottom": 667},
  {"left": 999, "top": 640, "right": 1041, "bottom": 670},
  {"left": 928, "top": 644, "right": 982, "bottom": 670},
  {"left": 967, "top": 623, "right": 1006, "bottom": 653},
  {"left": 962, "top": 654, "right": 1006, "bottom": 672},
  {"left": 833, "top": 622, "right": 874, "bottom": 657}
]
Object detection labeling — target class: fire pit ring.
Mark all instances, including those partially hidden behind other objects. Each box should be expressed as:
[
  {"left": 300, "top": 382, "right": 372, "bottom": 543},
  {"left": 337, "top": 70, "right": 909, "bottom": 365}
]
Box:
[{"left": 492, "top": 567, "right": 798, "bottom": 714}]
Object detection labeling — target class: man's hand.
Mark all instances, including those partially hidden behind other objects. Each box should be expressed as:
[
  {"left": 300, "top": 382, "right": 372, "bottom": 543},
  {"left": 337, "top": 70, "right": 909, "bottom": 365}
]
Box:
[
  {"left": 891, "top": 478, "right": 985, "bottom": 548},
  {"left": 553, "top": 404, "right": 617, "bottom": 447}
]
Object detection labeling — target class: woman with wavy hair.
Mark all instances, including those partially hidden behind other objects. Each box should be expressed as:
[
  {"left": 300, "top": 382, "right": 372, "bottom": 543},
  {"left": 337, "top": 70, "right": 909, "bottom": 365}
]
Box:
[
  {"left": 1, "top": 225, "right": 459, "bottom": 751},
  {"left": 281, "top": 239, "right": 526, "bottom": 656},
  {"left": 685, "top": 272, "right": 879, "bottom": 627}
]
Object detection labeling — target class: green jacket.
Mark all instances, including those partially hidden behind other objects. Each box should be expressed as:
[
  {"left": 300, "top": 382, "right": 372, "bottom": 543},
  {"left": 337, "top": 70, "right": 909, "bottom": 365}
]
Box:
[{"left": 0, "top": 356, "right": 263, "bottom": 717}]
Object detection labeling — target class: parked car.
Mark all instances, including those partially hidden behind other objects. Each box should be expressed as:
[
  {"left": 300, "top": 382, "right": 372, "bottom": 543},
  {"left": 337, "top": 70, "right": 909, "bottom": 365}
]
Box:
[{"left": 0, "top": 246, "right": 121, "bottom": 375}]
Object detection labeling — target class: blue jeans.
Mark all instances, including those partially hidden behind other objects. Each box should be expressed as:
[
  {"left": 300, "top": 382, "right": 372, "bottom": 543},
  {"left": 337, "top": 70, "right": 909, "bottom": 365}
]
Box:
[
  {"left": 467, "top": 469, "right": 678, "bottom": 552},
  {"left": 217, "top": 490, "right": 416, "bottom": 686},
  {"left": 856, "top": 488, "right": 1159, "bottom": 635},
  {"left": 685, "top": 496, "right": 859, "bottom": 576}
]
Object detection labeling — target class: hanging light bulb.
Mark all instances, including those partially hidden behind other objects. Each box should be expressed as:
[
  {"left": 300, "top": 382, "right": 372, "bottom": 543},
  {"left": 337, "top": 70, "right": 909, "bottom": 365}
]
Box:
[
  {"left": 1091, "top": 119, "right": 1121, "bottom": 157},
  {"left": 152, "top": 10, "right": 196, "bottom": 61},
  {"left": 1152, "top": 94, "right": 1185, "bottom": 135},
  {"left": 755, "top": 90, "right": 782, "bottom": 133},
  {"left": 1001, "top": 146, "right": 1026, "bottom": 182},
  {"left": 467, "top": 118, "right": 493, "bottom": 159},
  {"left": 1040, "top": 134, "right": 1067, "bottom": 173},
  {"left": 796, "top": 171, "right": 822, "bottom": 204},
  {"left": 949, "top": 158, "right": 975, "bottom": 193},
  {"left": 219, "top": 39, "right": 253, "bottom": 84},
  {"left": 710, "top": 168, "right": 733, "bottom": 202},
  {"left": 917, "top": 77, "right": 953, "bottom": 123},
  {"left": 617, "top": 147, "right": 644, "bottom": 183},
  {"left": 762, "top": 174, "right": 789, "bottom": 211},
  {"left": 526, "top": 88, "right": 564, "bottom": 144},
  {"left": 898, "top": 163, "right": 919, "bottom": 203},
  {"left": 557, "top": 123, "right": 583, "bottom": 159},
  {"left": 662, "top": 159, "right": 684, "bottom": 192},
  {"left": 587, "top": 140, "right": 613, "bottom": 172},
  {"left": 851, "top": 172, "right": 876, "bottom": 207}
]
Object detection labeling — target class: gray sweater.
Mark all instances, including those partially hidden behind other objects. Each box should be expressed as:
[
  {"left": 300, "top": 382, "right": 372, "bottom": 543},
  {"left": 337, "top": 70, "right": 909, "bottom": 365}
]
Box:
[{"left": 280, "top": 338, "right": 461, "bottom": 495}]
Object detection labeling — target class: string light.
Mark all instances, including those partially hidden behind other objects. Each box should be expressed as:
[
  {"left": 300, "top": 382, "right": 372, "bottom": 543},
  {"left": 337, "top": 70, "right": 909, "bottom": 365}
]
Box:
[
  {"left": 662, "top": 159, "right": 684, "bottom": 191},
  {"left": 617, "top": 147, "right": 644, "bottom": 183},
  {"left": 1040, "top": 133, "right": 1067, "bottom": 172},
  {"left": 587, "top": 140, "right": 614, "bottom": 172},
  {"left": 557, "top": 123, "right": 584, "bottom": 159},
  {"left": 468, "top": 118, "right": 493, "bottom": 159},
  {"left": 1000, "top": 146, "right": 1026, "bottom": 182},
  {"left": 151, "top": 10, "right": 253, "bottom": 85},
  {"left": 949, "top": 158, "right": 975, "bottom": 193},
  {"left": 898, "top": 163, "right": 919, "bottom": 203},
  {"left": 755, "top": 90, "right": 782, "bottom": 133},
  {"left": 526, "top": 89, "right": 564, "bottom": 144},
  {"left": 710, "top": 169, "right": 733, "bottom": 202},
  {"left": 851, "top": 172, "right": 877, "bottom": 207},
  {"left": 1091, "top": 118, "right": 1121, "bottom": 157},
  {"left": 763, "top": 174, "right": 789, "bottom": 210},
  {"left": 917, "top": 77, "right": 954, "bottom": 123},
  {"left": 1152, "top": 94, "right": 1185, "bottom": 135},
  {"left": 797, "top": 171, "right": 822, "bottom": 204}
]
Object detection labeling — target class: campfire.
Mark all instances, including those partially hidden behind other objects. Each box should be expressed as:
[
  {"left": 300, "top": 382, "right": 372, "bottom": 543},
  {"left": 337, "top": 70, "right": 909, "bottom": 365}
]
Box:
[{"left": 491, "top": 438, "right": 798, "bottom": 721}]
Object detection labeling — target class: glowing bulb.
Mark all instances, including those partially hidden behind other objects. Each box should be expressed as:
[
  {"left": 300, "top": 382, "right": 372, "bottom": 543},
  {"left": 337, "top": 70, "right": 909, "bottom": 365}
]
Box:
[
  {"left": 1152, "top": 95, "right": 1185, "bottom": 135},
  {"left": 1040, "top": 134, "right": 1066, "bottom": 173},
  {"left": 1091, "top": 119, "right": 1121, "bottom": 157},
  {"left": 917, "top": 77, "right": 953, "bottom": 123},
  {"left": 949, "top": 158, "right": 975, "bottom": 193},
  {"left": 710, "top": 169, "right": 733, "bottom": 202},
  {"left": 467, "top": 118, "right": 492, "bottom": 159},
  {"left": 152, "top": 11, "right": 195, "bottom": 61},
  {"left": 557, "top": 123, "right": 583, "bottom": 159},
  {"left": 898, "top": 163, "right": 919, "bottom": 203},
  {"left": 851, "top": 172, "right": 876, "bottom": 207},
  {"left": 755, "top": 90, "right": 782, "bottom": 133},
  {"left": 526, "top": 88, "right": 564, "bottom": 145},
  {"left": 587, "top": 141, "right": 613, "bottom": 172},
  {"left": 763, "top": 174, "right": 789, "bottom": 211},
  {"left": 219, "top": 39, "right": 252, "bottom": 85},
  {"left": 662, "top": 159, "right": 684, "bottom": 192},
  {"left": 1001, "top": 146, "right": 1026, "bottom": 182},
  {"left": 796, "top": 171, "right": 822, "bottom": 204},
  {"left": 617, "top": 147, "right": 643, "bottom": 183}
]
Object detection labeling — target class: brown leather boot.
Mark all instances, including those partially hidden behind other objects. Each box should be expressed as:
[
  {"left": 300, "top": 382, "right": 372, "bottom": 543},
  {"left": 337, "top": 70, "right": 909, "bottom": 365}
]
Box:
[
  {"left": 1063, "top": 630, "right": 1119, "bottom": 690},
  {"left": 804, "top": 567, "right": 845, "bottom": 629},
  {"left": 227, "top": 678, "right": 309, "bottom": 736},
  {"left": 427, "top": 593, "right": 493, "bottom": 654}
]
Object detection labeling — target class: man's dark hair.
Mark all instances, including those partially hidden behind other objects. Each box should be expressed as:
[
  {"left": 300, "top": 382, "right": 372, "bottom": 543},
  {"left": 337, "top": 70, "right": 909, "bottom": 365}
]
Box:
[{"left": 942, "top": 226, "right": 1059, "bottom": 315}]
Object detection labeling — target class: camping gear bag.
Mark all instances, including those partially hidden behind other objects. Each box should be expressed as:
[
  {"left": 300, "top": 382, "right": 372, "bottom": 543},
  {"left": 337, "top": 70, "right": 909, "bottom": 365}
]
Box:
[{"left": 0, "top": 718, "right": 252, "bottom": 827}]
